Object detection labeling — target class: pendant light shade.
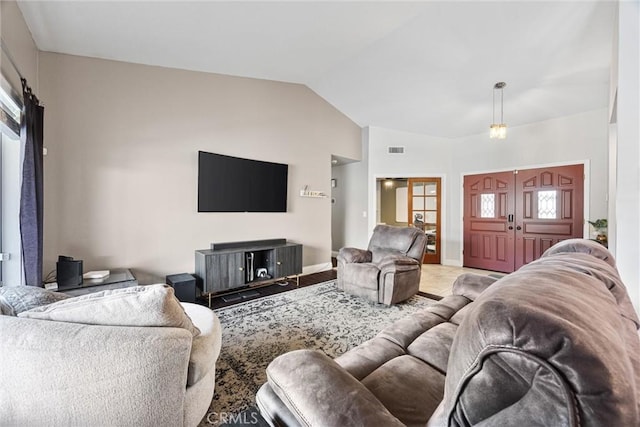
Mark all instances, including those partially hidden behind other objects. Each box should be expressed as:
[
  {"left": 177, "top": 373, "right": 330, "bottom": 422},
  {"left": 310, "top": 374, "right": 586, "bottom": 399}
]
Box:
[{"left": 490, "top": 82, "right": 507, "bottom": 139}]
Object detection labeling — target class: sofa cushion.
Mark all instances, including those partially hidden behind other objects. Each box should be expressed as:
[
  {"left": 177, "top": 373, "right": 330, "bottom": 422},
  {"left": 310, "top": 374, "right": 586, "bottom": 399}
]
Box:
[
  {"left": 370, "top": 248, "right": 404, "bottom": 264},
  {"left": 18, "top": 284, "right": 200, "bottom": 336},
  {"left": 541, "top": 237, "right": 615, "bottom": 267},
  {"left": 335, "top": 336, "right": 406, "bottom": 380},
  {"left": 368, "top": 224, "right": 425, "bottom": 261},
  {"left": 0, "top": 298, "right": 13, "bottom": 316},
  {"left": 361, "top": 355, "right": 445, "bottom": 427},
  {"left": 407, "top": 322, "right": 457, "bottom": 374},
  {"left": 0, "top": 286, "right": 70, "bottom": 316},
  {"left": 267, "top": 349, "right": 404, "bottom": 427}
]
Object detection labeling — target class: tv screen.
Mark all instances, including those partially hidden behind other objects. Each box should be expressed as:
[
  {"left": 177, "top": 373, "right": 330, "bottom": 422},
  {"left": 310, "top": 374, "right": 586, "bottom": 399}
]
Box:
[{"left": 198, "top": 151, "right": 288, "bottom": 212}]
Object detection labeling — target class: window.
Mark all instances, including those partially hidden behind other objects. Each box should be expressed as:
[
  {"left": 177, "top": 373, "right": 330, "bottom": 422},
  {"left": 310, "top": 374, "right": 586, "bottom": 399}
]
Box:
[
  {"left": 538, "top": 190, "right": 557, "bottom": 219},
  {"left": 480, "top": 194, "right": 495, "bottom": 218},
  {"left": 0, "top": 77, "right": 24, "bottom": 286},
  {"left": 0, "top": 75, "right": 21, "bottom": 139}
]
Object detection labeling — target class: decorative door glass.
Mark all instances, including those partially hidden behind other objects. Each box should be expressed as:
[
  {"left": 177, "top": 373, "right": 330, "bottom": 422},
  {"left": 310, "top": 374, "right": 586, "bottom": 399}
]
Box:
[
  {"left": 409, "top": 178, "right": 441, "bottom": 264},
  {"left": 537, "top": 190, "right": 557, "bottom": 219},
  {"left": 480, "top": 194, "right": 496, "bottom": 218}
]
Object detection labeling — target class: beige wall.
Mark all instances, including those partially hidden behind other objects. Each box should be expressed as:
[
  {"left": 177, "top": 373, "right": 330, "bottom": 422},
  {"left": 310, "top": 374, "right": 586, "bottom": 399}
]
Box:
[
  {"left": 39, "top": 53, "right": 361, "bottom": 283},
  {"left": 331, "top": 130, "right": 370, "bottom": 252},
  {"left": 379, "top": 179, "right": 408, "bottom": 227},
  {"left": 1, "top": 0, "right": 38, "bottom": 91}
]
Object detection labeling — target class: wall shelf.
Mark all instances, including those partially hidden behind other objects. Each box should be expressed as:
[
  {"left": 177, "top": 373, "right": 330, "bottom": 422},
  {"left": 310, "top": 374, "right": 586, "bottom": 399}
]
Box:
[{"left": 299, "top": 190, "right": 328, "bottom": 198}]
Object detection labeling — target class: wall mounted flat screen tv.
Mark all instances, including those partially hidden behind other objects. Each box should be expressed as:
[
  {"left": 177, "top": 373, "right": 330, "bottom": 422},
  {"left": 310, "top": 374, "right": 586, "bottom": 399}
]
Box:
[{"left": 198, "top": 151, "right": 288, "bottom": 212}]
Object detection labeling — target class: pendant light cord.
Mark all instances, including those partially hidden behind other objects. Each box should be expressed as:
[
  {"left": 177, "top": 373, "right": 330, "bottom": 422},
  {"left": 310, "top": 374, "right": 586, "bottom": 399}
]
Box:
[
  {"left": 492, "top": 88, "right": 495, "bottom": 124},
  {"left": 500, "top": 87, "right": 504, "bottom": 124}
]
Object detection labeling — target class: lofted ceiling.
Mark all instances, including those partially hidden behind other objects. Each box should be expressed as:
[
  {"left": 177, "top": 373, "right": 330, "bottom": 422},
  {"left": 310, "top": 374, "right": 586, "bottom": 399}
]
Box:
[{"left": 18, "top": 1, "right": 616, "bottom": 138}]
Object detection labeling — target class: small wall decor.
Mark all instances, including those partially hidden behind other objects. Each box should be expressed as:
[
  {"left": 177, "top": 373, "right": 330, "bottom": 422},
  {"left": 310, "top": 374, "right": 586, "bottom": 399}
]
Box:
[{"left": 300, "top": 185, "right": 327, "bottom": 198}]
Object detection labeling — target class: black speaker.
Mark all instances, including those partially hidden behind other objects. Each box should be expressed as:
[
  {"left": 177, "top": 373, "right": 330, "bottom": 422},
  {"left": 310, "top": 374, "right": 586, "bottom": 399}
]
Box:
[
  {"left": 57, "top": 256, "right": 83, "bottom": 288},
  {"left": 166, "top": 273, "right": 200, "bottom": 303}
]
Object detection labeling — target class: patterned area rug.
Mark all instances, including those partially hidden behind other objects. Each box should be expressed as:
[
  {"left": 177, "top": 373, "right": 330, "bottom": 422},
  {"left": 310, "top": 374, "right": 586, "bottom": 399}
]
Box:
[{"left": 199, "top": 281, "right": 437, "bottom": 425}]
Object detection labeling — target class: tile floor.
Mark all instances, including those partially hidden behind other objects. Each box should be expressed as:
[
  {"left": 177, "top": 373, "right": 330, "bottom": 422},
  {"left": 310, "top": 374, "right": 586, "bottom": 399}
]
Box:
[{"left": 419, "top": 264, "right": 497, "bottom": 297}]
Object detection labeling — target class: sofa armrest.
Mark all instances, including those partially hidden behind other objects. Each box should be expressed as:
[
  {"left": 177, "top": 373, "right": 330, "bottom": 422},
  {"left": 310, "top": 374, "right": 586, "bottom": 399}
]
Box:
[
  {"left": 451, "top": 273, "right": 499, "bottom": 301},
  {"left": 182, "top": 302, "right": 222, "bottom": 386},
  {"left": 0, "top": 315, "right": 192, "bottom": 426},
  {"left": 377, "top": 255, "right": 420, "bottom": 274},
  {"left": 266, "top": 349, "right": 404, "bottom": 427},
  {"left": 338, "top": 247, "right": 372, "bottom": 264}
]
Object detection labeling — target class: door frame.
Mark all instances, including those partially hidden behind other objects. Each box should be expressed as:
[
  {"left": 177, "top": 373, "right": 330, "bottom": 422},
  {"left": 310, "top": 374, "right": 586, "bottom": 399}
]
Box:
[
  {"left": 371, "top": 173, "right": 447, "bottom": 264},
  {"left": 459, "top": 159, "right": 590, "bottom": 265}
]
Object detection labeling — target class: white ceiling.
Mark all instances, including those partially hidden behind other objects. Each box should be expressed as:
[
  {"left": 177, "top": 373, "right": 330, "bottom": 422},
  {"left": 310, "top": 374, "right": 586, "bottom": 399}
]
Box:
[{"left": 18, "top": 1, "right": 617, "bottom": 138}]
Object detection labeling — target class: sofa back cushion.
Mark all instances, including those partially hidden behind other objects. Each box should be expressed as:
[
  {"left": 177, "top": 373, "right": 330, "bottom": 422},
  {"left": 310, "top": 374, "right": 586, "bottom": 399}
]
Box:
[
  {"left": 438, "top": 248, "right": 640, "bottom": 426},
  {"left": 18, "top": 284, "right": 200, "bottom": 336},
  {"left": 368, "top": 225, "right": 425, "bottom": 263},
  {"left": 0, "top": 286, "right": 70, "bottom": 316},
  {"left": 541, "top": 237, "right": 616, "bottom": 267}
]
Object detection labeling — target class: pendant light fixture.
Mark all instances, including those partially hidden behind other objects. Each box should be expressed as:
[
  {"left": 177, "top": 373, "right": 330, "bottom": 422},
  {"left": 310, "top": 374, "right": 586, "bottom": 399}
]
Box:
[{"left": 490, "top": 82, "right": 507, "bottom": 139}]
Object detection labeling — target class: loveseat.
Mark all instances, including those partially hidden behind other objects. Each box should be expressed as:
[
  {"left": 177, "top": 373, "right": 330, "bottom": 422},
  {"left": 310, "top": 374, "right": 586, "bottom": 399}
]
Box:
[
  {"left": 256, "top": 239, "right": 640, "bottom": 426},
  {"left": 0, "top": 284, "right": 222, "bottom": 427}
]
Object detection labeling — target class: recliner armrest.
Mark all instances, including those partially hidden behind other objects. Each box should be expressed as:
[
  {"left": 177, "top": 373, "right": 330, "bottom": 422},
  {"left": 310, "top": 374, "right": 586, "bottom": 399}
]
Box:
[
  {"left": 266, "top": 349, "right": 404, "bottom": 427},
  {"left": 338, "top": 247, "right": 372, "bottom": 264},
  {"left": 377, "top": 255, "right": 420, "bottom": 274}
]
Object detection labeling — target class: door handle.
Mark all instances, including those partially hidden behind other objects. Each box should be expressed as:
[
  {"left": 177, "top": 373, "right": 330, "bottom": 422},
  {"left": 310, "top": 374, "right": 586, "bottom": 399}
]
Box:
[
  {"left": 508, "top": 226, "right": 514, "bottom": 230},
  {"left": 507, "top": 214, "right": 514, "bottom": 223},
  {"left": 516, "top": 225, "right": 522, "bottom": 231}
]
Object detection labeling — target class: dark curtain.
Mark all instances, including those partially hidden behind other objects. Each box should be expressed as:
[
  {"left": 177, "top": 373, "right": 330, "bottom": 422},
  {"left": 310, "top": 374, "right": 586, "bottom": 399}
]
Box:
[{"left": 19, "top": 78, "right": 44, "bottom": 287}]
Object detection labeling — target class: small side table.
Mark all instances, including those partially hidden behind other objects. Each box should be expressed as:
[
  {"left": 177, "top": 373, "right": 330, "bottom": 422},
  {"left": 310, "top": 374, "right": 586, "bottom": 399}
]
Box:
[{"left": 56, "top": 269, "right": 138, "bottom": 297}]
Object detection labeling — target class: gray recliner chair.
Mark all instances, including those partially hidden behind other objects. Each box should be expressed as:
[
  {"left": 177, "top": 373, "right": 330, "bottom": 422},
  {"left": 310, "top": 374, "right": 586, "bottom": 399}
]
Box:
[{"left": 337, "top": 224, "right": 428, "bottom": 305}]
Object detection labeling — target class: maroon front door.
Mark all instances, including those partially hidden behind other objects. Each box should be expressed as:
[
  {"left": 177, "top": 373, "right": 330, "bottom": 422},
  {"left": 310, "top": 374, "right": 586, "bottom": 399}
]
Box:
[
  {"left": 514, "top": 165, "right": 584, "bottom": 270},
  {"left": 464, "top": 164, "right": 584, "bottom": 273},
  {"left": 463, "top": 171, "right": 516, "bottom": 272}
]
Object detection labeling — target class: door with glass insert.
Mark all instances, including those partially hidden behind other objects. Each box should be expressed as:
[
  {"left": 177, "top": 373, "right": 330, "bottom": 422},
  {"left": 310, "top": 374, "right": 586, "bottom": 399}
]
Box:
[
  {"left": 463, "top": 164, "right": 584, "bottom": 273},
  {"left": 408, "top": 178, "right": 441, "bottom": 264},
  {"left": 463, "top": 171, "right": 515, "bottom": 272},
  {"left": 514, "top": 164, "right": 584, "bottom": 270}
]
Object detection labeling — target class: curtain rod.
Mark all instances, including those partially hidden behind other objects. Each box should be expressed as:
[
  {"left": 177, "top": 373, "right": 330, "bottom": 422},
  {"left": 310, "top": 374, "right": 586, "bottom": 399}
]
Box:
[{"left": 0, "top": 38, "right": 26, "bottom": 82}]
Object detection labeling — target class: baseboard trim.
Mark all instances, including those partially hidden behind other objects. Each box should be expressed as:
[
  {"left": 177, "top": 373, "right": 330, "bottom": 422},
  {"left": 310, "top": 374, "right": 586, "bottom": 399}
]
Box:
[
  {"left": 302, "top": 263, "right": 333, "bottom": 275},
  {"left": 442, "top": 258, "right": 463, "bottom": 267}
]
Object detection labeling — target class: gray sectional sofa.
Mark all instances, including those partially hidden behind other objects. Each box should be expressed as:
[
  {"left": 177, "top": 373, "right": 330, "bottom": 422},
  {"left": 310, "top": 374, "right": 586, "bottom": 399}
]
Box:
[{"left": 256, "top": 239, "right": 640, "bottom": 426}]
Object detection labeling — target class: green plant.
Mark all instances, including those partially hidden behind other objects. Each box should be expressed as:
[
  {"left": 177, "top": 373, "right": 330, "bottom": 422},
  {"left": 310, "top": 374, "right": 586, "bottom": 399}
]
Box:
[{"left": 588, "top": 218, "right": 608, "bottom": 229}]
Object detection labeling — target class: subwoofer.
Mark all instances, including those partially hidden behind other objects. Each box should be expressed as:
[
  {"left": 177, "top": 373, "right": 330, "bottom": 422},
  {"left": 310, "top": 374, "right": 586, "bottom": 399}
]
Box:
[
  {"left": 166, "top": 273, "right": 200, "bottom": 303},
  {"left": 56, "top": 256, "right": 83, "bottom": 288}
]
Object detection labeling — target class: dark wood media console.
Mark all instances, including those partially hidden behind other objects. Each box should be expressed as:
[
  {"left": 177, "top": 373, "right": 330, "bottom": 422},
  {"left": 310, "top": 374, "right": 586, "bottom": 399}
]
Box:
[{"left": 195, "top": 239, "right": 303, "bottom": 304}]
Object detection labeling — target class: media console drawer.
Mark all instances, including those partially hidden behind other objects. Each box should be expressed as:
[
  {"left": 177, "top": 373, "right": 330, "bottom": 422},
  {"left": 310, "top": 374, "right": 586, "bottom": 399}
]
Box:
[{"left": 195, "top": 239, "right": 302, "bottom": 295}]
